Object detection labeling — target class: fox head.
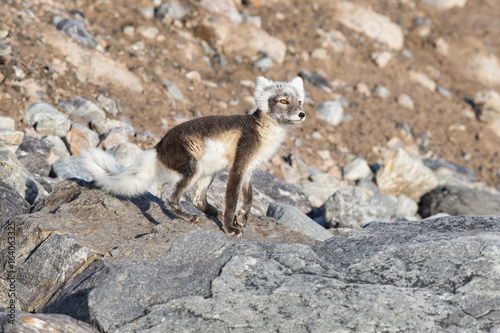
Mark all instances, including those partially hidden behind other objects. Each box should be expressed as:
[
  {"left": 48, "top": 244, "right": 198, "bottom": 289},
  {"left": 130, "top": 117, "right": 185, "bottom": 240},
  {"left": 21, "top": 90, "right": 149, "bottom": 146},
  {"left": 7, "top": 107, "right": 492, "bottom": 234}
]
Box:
[{"left": 254, "top": 76, "right": 306, "bottom": 125}]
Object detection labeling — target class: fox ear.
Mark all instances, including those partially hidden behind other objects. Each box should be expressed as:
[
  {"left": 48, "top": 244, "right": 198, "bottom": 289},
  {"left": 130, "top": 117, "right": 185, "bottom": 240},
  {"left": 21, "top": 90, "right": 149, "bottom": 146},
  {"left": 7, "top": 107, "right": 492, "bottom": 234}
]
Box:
[
  {"left": 254, "top": 76, "right": 274, "bottom": 113},
  {"left": 289, "top": 76, "right": 305, "bottom": 102}
]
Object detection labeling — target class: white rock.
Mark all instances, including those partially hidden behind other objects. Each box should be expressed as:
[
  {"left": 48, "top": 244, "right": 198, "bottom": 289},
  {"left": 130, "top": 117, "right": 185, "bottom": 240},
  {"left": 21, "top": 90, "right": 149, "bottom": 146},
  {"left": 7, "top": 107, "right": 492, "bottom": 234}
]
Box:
[
  {"left": 335, "top": 2, "right": 404, "bottom": 50},
  {"left": 138, "top": 26, "right": 159, "bottom": 40},
  {"left": 420, "top": 0, "right": 467, "bottom": 9},
  {"left": 371, "top": 51, "right": 393, "bottom": 68},
  {"left": 343, "top": 157, "right": 373, "bottom": 182},
  {"left": 100, "top": 127, "right": 129, "bottom": 150},
  {"left": 301, "top": 182, "right": 340, "bottom": 208},
  {"left": 474, "top": 90, "right": 500, "bottom": 124},
  {"left": 434, "top": 38, "right": 449, "bottom": 56},
  {"left": 0, "top": 129, "right": 24, "bottom": 151},
  {"left": 0, "top": 116, "right": 15, "bottom": 130},
  {"left": 395, "top": 194, "right": 419, "bottom": 218},
  {"left": 314, "top": 101, "right": 344, "bottom": 126},
  {"left": 376, "top": 148, "right": 439, "bottom": 202},
  {"left": 43, "top": 134, "right": 70, "bottom": 163},
  {"left": 409, "top": 70, "right": 436, "bottom": 91},
  {"left": 397, "top": 94, "right": 415, "bottom": 110},
  {"left": 311, "top": 48, "right": 330, "bottom": 60},
  {"left": 24, "top": 102, "right": 71, "bottom": 137},
  {"left": 467, "top": 53, "right": 500, "bottom": 87}
]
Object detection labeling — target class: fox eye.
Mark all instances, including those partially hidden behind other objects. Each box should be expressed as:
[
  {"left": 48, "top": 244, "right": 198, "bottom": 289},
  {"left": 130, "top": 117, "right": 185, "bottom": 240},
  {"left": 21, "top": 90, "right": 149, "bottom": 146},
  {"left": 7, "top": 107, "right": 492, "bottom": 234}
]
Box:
[{"left": 280, "top": 99, "right": 288, "bottom": 104}]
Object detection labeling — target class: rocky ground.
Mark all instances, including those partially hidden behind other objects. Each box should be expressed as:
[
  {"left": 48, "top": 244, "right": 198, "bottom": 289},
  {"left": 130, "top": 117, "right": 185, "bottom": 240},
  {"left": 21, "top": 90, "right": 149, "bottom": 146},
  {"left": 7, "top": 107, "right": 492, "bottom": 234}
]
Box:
[{"left": 1, "top": 0, "right": 500, "bottom": 332}]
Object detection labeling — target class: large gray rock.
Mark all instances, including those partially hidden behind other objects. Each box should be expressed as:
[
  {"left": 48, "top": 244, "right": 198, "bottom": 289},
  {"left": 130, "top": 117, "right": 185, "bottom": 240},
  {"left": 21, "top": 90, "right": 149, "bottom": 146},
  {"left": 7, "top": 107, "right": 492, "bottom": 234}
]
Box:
[
  {"left": 0, "top": 180, "right": 30, "bottom": 223},
  {"left": 418, "top": 185, "right": 500, "bottom": 218},
  {"left": 24, "top": 102, "right": 71, "bottom": 137},
  {"left": 16, "top": 136, "right": 53, "bottom": 177},
  {"left": 72, "top": 98, "right": 107, "bottom": 124},
  {"left": 0, "top": 143, "right": 45, "bottom": 205},
  {"left": 69, "top": 216, "right": 500, "bottom": 332},
  {"left": 51, "top": 156, "right": 93, "bottom": 181},
  {"left": 422, "top": 157, "right": 477, "bottom": 183},
  {"left": 323, "top": 186, "right": 391, "bottom": 228},
  {"left": 266, "top": 203, "right": 333, "bottom": 241},
  {"left": 0, "top": 308, "right": 99, "bottom": 333},
  {"left": 0, "top": 178, "right": 314, "bottom": 315}
]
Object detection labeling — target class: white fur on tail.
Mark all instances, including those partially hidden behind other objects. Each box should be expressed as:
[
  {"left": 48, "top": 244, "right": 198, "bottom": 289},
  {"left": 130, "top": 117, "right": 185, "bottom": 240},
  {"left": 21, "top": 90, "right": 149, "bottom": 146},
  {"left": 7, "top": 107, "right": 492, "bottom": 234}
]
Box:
[{"left": 81, "top": 148, "right": 160, "bottom": 196}]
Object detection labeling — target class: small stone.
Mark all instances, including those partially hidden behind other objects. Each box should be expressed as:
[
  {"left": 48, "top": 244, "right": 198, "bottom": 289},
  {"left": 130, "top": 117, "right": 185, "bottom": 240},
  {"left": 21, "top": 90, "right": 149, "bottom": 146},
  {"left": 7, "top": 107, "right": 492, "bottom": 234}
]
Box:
[
  {"left": 140, "top": 7, "right": 155, "bottom": 19},
  {"left": 355, "top": 82, "right": 371, "bottom": 97},
  {"left": 51, "top": 156, "right": 93, "bottom": 181},
  {"left": 395, "top": 194, "right": 419, "bottom": 218},
  {"left": 72, "top": 98, "right": 106, "bottom": 124},
  {"left": 436, "top": 86, "right": 451, "bottom": 98},
  {"left": 266, "top": 203, "right": 333, "bottom": 241},
  {"left": 301, "top": 182, "right": 340, "bottom": 208},
  {"left": 397, "top": 94, "right": 415, "bottom": 110},
  {"left": 0, "top": 116, "right": 15, "bottom": 130},
  {"left": 473, "top": 90, "right": 500, "bottom": 124},
  {"left": 97, "top": 95, "right": 124, "bottom": 117},
  {"left": 253, "top": 56, "right": 274, "bottom": 72},
  {"left": 314, "top": 101, "right": 344, "bottom": 126},
  {"left": 319, "top": 30, "right": 346, "bottom": 52},
  {"left": 343, "top": 157, "right": 373, "bottom": 182},
  {"left": 420, "top": 0, "right": 468, "bottom": 9},
  {"left": 100, "top": 127, "right": 129, "bottom": 150},
  {"left": 311, "top": 131, "right": 323, "bottom": 139},
  {"left": 43, "top": 135, "right": 70, "bottom": 163},
  {"left": 162, "top": 78, "right": 185, "bottom": 101},
  {"left": 408, "top": 70, "right": 437, "bottom": 91},
  {"left": 186, "top": 71, "right": 202, "bottom": 82},
  {"left": 138, "top": 26, "right": 159, "bottom": 39},
  {"left": 371, "top": 51, "right": 393, "bottom": 67},
  {"left": 65, "top": 124, "right": 99, "bottom": 157},
  {"left": 12, "top": 65, "right": 25, "bottom": 79},
  {"left": 434, "top": 37, "right": 449, "bottom": 56},
  {"left": 91, "top": 119, "right": 127, "bottom": 135},
  {"left": 311, "top": 48, "right": 330, "bottom": 60},
  {"left": 0, "top": 39, "right": 12, "bottom": 57},
  {"left": 123, "top": 26, "right": 135, "bottom": 37},
  {"left": 294, "top": 138, "right": 302, "bottom": 147},
  {"left": 155, "top": 2, "right": 191, "bottom": 20},
  {"left": 299, "top": 71, "right": 332, "bottom": 93},
  {"left": 120, "top": 118, "right": 136, "bottom": 136},
  {"left": 373, "top": 85, "right": 391, "bottom": 98},
  {"left": 24, "top": 102, "right": 71, "bottom": 137},
  {"left": 16, "top": 136, "right": 52, "bottom": 177},
  {"left": 53, "top": 17, "right": 96, "bottom": 48},
  {"left": 243, "top": 15, "right": 262, "bottom": 28},
  {"left": 0, "top": 129, "right": 24, "bottom": 151},
  {"left": 106, "top": 143, "right": 143, "bottom": 167}
]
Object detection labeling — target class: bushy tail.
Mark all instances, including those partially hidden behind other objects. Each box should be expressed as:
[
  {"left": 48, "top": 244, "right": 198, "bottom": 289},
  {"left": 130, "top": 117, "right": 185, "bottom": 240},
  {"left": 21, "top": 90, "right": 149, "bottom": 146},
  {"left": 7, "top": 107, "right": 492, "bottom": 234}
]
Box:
[{"left": 81, "top": 148, "right": 161, "bottom": 197}]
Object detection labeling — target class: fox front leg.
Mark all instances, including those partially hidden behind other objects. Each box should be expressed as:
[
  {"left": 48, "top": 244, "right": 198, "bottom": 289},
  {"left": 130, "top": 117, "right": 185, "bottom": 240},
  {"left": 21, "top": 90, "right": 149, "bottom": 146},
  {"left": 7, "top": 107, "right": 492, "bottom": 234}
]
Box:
[
  {"left": 235, "top": 176, "right": 252, "bottom": 233},
  {"left": 223, "top": 167, "right": 245, "bottom": 237}
]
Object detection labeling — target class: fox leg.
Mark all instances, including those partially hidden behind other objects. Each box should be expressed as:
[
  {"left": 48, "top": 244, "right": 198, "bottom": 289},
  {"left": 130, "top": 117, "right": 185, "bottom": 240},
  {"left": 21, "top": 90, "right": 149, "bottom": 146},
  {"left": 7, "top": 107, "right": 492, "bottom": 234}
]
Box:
[
  {"left": 235, "top": 175, "right": 252, "bottom": 232},
  {"left": 192, "top": 175, "right": 219, "bottom": 217},
  {"left": 223, "top": 167, "right": 246, "bottom": 237},
  {"left": 166, "top": 171, "right": 202, "bottom": 223}
]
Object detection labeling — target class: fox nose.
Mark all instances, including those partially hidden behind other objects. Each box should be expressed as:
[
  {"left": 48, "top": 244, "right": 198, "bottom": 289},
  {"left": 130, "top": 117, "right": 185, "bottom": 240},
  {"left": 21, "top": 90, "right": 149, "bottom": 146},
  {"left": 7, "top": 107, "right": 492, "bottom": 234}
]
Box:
[{"left": 298, "top": 112, "right": 306, "bottom": 120}]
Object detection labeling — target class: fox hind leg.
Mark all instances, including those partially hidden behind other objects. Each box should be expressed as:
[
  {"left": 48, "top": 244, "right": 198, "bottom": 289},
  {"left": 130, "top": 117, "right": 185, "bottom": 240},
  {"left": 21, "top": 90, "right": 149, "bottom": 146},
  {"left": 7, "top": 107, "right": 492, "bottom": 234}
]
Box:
[
  {"left": 235, "top": 175, "right": 252, "bottom": 233},
  {"left": 192, "top": 175, "right": 219, "bottom": 217},
  {"left": 166, "top": 170, "right": 203, "bottom": 223}
]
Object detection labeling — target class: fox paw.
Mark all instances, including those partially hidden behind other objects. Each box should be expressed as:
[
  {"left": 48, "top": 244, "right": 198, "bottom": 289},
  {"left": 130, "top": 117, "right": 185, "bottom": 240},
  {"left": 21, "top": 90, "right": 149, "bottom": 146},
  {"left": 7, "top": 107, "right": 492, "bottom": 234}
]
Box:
[{"left": 223, "top": 225, "right": 243, "bottom": 238}]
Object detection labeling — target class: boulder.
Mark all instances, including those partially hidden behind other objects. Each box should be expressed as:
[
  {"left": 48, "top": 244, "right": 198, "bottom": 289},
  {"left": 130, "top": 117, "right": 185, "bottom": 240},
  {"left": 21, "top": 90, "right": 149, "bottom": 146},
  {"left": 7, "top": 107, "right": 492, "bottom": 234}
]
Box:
[
  {"left": 50, "top": 156, "right": 93, "bottom": 181},
  {"left": 24, "top": 102, "right": 71, "bottom": 137},
  {"left": 322, "top": 186, "right": 391, "bottom": 228},
  {"left": 65, "top": 124, "right": 100, "bottom": 157},
  {"left": 418, "top": 185, "right": 500, "bottom": 218},
  {"left": 16, "top": 136, "right": 53, "bottom": 177},
  {"left": 41, "top": 215, "right": 500, "bottom": 332}
]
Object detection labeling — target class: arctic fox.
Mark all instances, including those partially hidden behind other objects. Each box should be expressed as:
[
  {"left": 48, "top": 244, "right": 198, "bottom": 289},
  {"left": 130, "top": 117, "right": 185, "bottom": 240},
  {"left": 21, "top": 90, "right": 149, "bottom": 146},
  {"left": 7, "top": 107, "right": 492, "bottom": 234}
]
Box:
[{"left": 81, "top": 76, "right": 306, "bottom": 236}]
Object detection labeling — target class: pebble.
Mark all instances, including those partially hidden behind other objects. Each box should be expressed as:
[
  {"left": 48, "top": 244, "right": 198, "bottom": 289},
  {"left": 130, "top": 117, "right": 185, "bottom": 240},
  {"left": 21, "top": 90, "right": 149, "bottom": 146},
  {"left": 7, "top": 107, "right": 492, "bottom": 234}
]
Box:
[
  {"left": 311, "top": 131, "right": 323, "bottom": 139},
  {"left": 299, "top": 71, "right": 332, "bottom": 93},
  {"left": 397, "top": 94, "right": 415, "bottom": 110},
  {"left": 473, "top": 90, "right": 500, "bottom": 124},
  {"left": 12, "top": 66, "right": 25, "bottom": 79},
  {"left": 311, "top": 48, "right": 330, "bottom": 60},
  {"left": 123, "top": 26, "right": 135, "bottom": 37},
  {"left": 138, "top": 26, "right": 159, "bottom": 39},
  {"left": 24, "top": 102, "right": 71, "bottom": 137},
  {"left": 155, "top": 2, "right": 191, "bottom": 20},
  {"left": 371, "top": 51, "right": 393, "bottom": 68},
  {"left": 433, "top": 37, "right": 449, "bottom": 56},
  {"left": 253, "top": 56, "right": 274, "bottom": 72},
  {"left": 355, "top": 83, "right": 371, "bottom": 97},
  {"left": 140, "top": 7, "right": 155, "bottom": 19},
  {"left": 0, "top": 39, "right": 12, "bottom": 57},
  {"left": 65, "top": 124, "right": 99, "bottom": 157},
  {"left": 408, "top": 70, "right": 436, "bottom": 91},
  {"left": 120, "top": 118, "right": 136, "bottom": 136},
  {"left": 162, "top": 78, "right": 185, "bottom": 101},
  {"left": 373, "top": 85, "right": 391, "bottom": 98},
  {"left": 53, "top": 17, "right": 96, "bottom": 48},
  {"left": 436, "top": 86, "right": 451, "bottom": 98},
  {"left": 314, "top": 101, "right": 344, "bottom": 126}
]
